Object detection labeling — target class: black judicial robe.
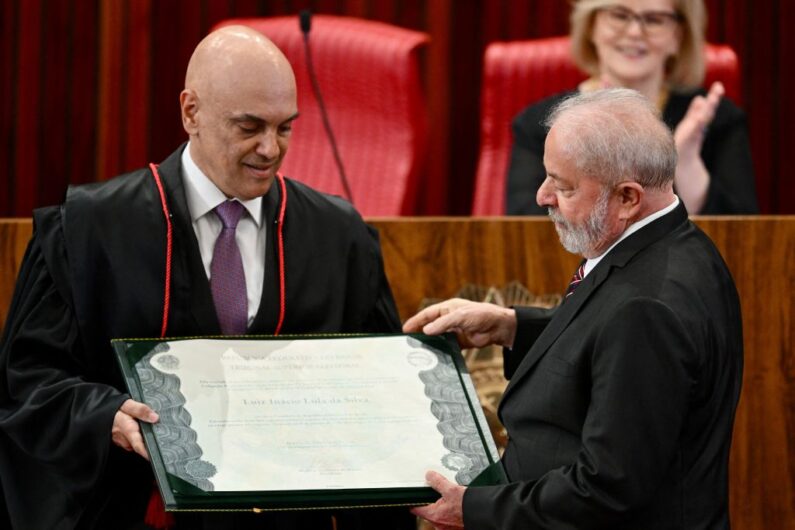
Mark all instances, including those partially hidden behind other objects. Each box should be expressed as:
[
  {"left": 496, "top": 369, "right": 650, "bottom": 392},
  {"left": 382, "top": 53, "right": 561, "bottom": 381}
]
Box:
[{"left": 0, "top": 145, "right": 401, "bottom": 529}]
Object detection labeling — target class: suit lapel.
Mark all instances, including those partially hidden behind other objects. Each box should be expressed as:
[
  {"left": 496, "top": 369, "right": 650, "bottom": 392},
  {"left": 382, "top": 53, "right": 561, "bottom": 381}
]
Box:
[
  {"left": 500, "top": 202, "right": 690, "bottom": 403},
  {"left": 156, "top": 148, "right": 287, "bottom": 336},
  {"left": 501, "top": 263, "right": 610, "bottom": 401},
  {"left": 157, "top": 145, "right": 221, "bottom": 334},
  {"left": 249, "top": 181, "right": 282, "bottom": 334}
]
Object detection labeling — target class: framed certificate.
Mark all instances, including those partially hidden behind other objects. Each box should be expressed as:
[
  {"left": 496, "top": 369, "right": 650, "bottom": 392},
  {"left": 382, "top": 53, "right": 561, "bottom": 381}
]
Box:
[{"left": 112, "top": 333, "right": 506, "bottom": 513}]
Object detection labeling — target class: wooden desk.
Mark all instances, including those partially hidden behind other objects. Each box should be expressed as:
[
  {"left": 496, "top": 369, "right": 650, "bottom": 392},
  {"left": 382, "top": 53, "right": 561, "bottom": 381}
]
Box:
[
  {"left": 370, "top": 216, "right": 795, "bottom": 529},
  {"left": 1, "top": 216, "right": 793, "bottom": 528}
]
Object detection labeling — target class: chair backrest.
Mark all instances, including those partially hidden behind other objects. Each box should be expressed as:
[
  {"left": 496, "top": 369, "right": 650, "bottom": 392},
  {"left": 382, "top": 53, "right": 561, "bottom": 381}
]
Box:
[
  {"left": 472, "top": 36, "right": 742, "bottom": 215},
  {"left": 214, "top": 16, "right": 429, "bottom": 216}
]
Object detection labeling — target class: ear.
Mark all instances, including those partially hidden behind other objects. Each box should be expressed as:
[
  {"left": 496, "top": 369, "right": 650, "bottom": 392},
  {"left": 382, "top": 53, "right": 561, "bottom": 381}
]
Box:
[
  {"left": 180, "top": 89, "right": 199, "bottom": 135},
  {"left": 615, "top": 181, "right": 644, "bottom": 220}
]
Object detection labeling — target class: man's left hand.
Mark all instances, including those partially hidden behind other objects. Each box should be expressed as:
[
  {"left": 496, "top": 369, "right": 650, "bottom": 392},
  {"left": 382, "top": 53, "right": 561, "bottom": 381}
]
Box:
[{"left": 411, "top": 471, "right": 465, "bottom": 530}]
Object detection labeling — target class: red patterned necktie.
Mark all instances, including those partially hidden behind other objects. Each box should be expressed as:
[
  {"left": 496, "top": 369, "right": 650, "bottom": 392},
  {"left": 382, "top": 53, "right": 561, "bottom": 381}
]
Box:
[
  {"left": 564, "top": 259, "right": 587, "bottom": 299},
  {"left": 210, "top": 200, "right": 248, "bottom": 334}
]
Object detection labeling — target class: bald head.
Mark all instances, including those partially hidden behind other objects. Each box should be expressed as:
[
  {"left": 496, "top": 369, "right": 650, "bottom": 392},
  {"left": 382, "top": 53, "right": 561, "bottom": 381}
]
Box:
[
  {"left": 185, "top": 25, "right": 295, "bottom": 104},
  {"left": 180, "top": 26, "right": 299, "bottom": 200}
]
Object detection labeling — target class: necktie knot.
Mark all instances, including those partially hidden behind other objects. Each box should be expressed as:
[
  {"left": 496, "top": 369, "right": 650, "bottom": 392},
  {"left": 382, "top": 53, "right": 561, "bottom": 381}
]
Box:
[{"left": 214, "top": 200, "right": 245, "bottom": 229}]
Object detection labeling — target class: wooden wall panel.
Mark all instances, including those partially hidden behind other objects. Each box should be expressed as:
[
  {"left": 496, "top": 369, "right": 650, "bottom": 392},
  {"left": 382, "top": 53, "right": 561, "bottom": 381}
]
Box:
[
  {"left": 0, "top": 216, "right": 793, "bottom": 528},
  {"left": 370, "top": 215, "right": 795, "bottom": 529},
  {"left": 696, "top": 216, "right": 795, "bottom": 527},
  {"left": 0, "top": 219, "right": 32, "bottom": 330},
  {"left": 1, "top": 0, "right": 793, "bottom": 218},
  {"left": 371, "top": 217, "right": 580, "bottom": 319}
]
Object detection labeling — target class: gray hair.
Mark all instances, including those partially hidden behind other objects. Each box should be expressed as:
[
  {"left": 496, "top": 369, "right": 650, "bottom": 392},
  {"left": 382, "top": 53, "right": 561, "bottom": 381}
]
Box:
[{"left": 544, "top": 88, "right": 677, "bottom": 189}]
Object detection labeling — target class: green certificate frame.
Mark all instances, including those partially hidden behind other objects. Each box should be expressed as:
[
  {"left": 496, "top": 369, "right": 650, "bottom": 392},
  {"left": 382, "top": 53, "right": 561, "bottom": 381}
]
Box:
[{"left": 112, "top": 333, "right": 506, "bottom": 513}]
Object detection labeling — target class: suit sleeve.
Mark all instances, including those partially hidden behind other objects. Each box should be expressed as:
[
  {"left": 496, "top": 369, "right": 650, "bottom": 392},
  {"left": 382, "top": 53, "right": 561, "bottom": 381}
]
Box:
[{"left": 464, "top": 297, "right": 697, "bottom": 529}]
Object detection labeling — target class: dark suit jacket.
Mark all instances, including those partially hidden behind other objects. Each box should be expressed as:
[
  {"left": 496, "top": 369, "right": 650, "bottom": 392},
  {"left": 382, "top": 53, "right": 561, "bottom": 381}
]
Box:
[{"left": 463, "top": 203, "right": 743, "bottom": 529}]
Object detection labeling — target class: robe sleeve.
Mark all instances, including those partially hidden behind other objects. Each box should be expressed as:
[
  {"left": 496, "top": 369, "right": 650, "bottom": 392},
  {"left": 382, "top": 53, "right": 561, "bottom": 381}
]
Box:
[
  {"left": 699, "top": 99, "right": 759, "bottom": 214},
  {"left": 0, "top": 209, "right": 129, "bottom": 528},
  {"left": 358, "top": 224, "right": 401, "bottom": 333}
]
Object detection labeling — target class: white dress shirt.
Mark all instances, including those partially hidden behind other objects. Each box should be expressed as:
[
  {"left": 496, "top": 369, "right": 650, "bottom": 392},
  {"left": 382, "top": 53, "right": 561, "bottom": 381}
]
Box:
[{"left": 181, "top": 144, "right": 266, "bottom": 326}]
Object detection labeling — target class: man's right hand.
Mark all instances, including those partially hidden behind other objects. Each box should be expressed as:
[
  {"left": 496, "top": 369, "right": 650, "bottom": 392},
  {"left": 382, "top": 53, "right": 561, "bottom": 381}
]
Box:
[
  {"left": 402, "top": 298, "right": 517, "bottom": 349},
  {"left": 112, "top": 398, "right": 159, "bottom": 461}
]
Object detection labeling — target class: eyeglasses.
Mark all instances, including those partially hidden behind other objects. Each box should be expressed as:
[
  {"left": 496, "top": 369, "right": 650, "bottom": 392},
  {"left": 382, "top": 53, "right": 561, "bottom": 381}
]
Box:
[{"left": 598, "top": 5, "right": 682, "bottom": 37}]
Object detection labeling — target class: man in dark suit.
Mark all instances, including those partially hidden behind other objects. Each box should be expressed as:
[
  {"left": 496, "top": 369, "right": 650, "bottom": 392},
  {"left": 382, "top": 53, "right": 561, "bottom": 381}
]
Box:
[
  {"left": 0, "top": 26, "right": 412, "bottom": 530},
  {"left": 404, "top": 88, "right": 743, "bottom": 529}
]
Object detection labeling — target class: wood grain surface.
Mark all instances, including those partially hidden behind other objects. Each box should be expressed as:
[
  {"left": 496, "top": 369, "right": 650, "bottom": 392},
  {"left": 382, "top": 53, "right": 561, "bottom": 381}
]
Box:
[
  {"left": 0, "top": 219, "right": 32, "bottom": 329},
  {"left": 371, "top": 216, "right": 795, "bottom": 529},
  {"left": 1, "top": 216, "right": 793, "bottom": 528}
]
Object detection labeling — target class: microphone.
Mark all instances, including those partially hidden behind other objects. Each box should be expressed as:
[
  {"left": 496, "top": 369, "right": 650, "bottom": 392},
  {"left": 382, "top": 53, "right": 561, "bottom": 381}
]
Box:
[
  {"left": 298, "top": 10, "right": 354, "bottom": 204},
  {"left": 299, "top": 9, "right": 311, "bottom": 33}
]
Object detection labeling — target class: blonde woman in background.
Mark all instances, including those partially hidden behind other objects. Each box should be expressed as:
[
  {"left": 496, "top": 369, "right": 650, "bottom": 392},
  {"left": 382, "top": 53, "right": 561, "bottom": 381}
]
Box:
[{"left": 506, "top": 0, "right": 759, "bottom": 215}]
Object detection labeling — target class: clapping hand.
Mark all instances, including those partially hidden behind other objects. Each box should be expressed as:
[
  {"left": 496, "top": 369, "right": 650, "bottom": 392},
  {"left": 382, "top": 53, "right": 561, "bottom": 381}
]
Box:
[
  {"left": 674, "top": 81, "right": 724, "bottom": 159},
  {"left": 671, "top": 81, "right": 724, "bottom": 213}
]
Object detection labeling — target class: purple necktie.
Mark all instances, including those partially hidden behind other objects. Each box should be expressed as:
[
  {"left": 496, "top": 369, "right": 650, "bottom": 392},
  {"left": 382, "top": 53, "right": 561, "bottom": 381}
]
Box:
[{"left": 211, "top": 201, "right": 248, "bottom": 335}]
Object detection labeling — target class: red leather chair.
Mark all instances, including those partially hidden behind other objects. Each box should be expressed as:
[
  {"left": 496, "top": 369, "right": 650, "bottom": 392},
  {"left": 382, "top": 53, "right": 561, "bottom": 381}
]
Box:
[
  {"left": 472, "top": 36, "right": 742, "bottom": 215},
  {"left": 214, "top": 16, "right": 429, "bottom": 216}
]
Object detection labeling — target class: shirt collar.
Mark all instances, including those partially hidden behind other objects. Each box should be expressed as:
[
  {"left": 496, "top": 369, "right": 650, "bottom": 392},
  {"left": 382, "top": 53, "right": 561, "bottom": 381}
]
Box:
[
  {"left": 583, "top": 196, "right": 680, "bottom": 276},
  {"left": 181, "top": 142, "right": 263, "bottom": 226}
]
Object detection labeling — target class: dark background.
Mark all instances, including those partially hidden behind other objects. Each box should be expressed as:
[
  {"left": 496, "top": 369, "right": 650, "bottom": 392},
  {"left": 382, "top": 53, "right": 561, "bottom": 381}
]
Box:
[{"left": 2, "top": 0, "right": 792, "bottom": 216}]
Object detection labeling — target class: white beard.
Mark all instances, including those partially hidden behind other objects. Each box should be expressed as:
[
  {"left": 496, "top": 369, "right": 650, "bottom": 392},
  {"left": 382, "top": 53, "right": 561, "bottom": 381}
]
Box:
[{"left": 548, "top": 189, "right": 611, "bottom": 255}]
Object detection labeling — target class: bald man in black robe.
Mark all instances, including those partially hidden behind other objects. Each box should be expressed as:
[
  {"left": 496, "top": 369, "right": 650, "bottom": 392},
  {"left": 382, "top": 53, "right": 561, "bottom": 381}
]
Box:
[{"left": 0, "top": 26, "right": 411, "bottom": 530}]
